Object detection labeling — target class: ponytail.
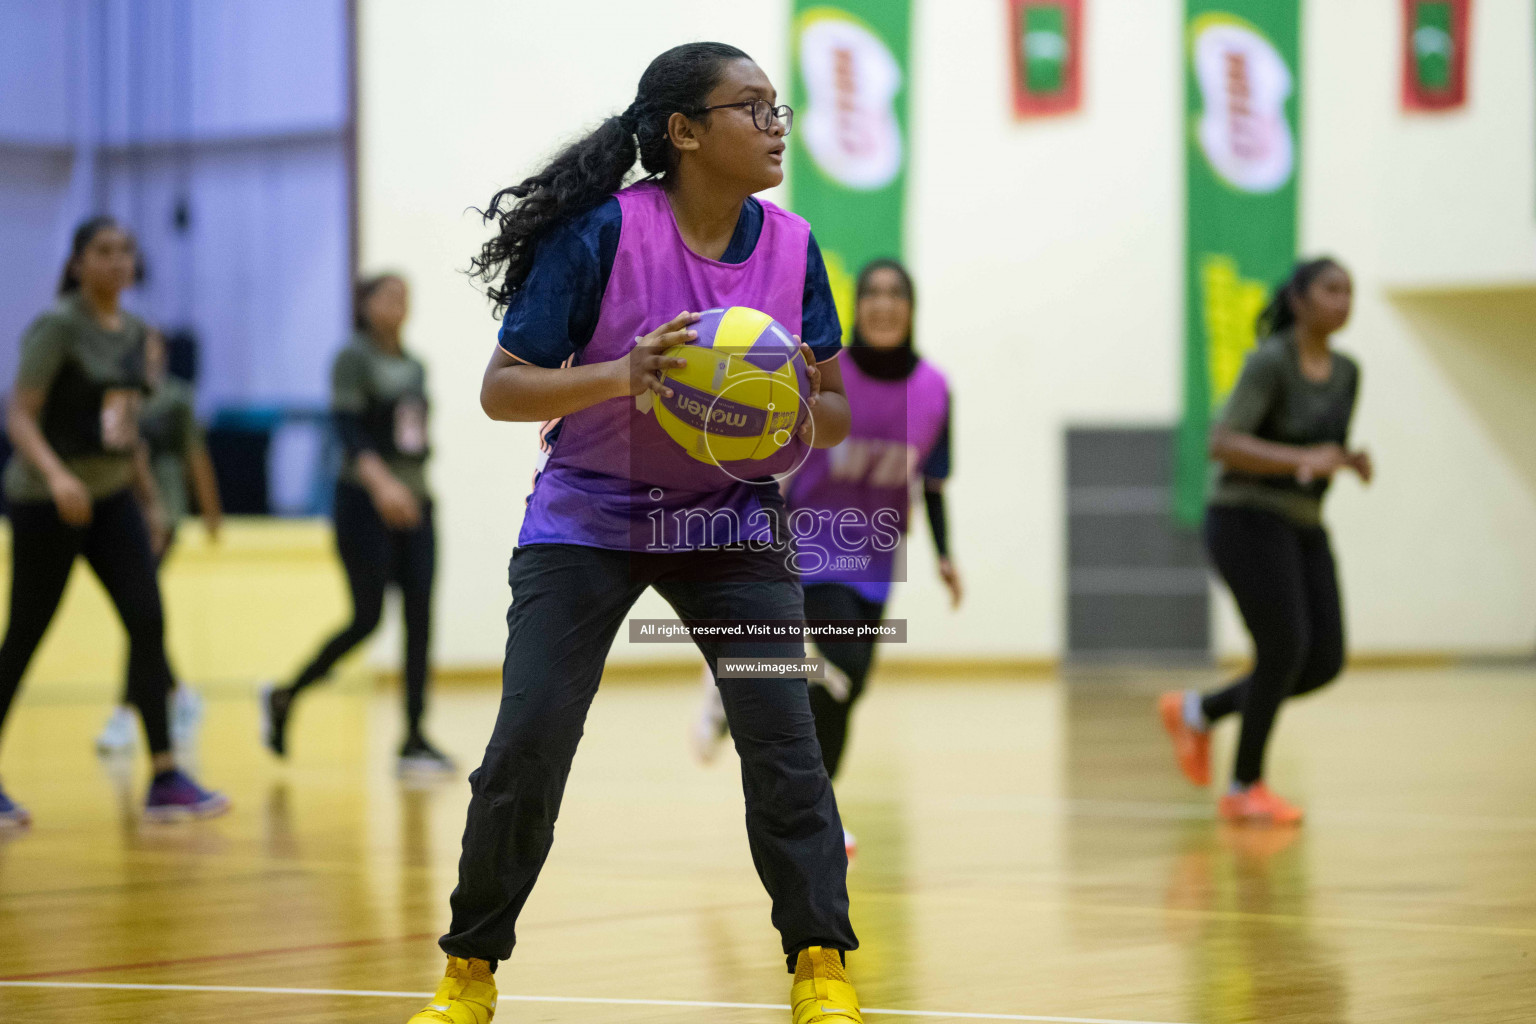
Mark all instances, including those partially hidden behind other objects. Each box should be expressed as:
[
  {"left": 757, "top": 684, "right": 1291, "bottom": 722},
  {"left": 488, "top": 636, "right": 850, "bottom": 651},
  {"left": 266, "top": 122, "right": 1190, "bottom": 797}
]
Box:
[
  {"left": 470, "top": 42, "right": 751, "bottom": 316},
  {"left": 1256, "top": 256, "right": 1344, "bottom": 338}
]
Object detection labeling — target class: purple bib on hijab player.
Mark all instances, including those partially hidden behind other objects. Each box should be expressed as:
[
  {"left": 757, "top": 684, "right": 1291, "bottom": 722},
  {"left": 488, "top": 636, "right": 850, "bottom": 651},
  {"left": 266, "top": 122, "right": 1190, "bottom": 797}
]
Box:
[{"left": 785, "top": 355, "right": 950, "bottom": 604}]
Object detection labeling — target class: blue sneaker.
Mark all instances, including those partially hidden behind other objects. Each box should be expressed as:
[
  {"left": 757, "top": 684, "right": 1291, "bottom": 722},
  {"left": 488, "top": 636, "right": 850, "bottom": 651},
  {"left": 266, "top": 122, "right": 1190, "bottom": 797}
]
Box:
[
  {"left": 0, "top": 782, "right": 31, "bottom": 829},
  {"left": 144, "top": 769, "right": 230, "bottom": 822}
]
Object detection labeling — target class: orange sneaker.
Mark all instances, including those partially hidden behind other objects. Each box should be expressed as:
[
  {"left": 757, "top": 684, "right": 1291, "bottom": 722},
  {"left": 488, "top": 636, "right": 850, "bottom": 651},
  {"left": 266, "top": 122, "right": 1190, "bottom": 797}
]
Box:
[
  {"left": 1218, "top": 782, "right": 1303, "bottom": 825},
  {"left": 1158, "top": 691, "right": 1211, "bottom": 787}
]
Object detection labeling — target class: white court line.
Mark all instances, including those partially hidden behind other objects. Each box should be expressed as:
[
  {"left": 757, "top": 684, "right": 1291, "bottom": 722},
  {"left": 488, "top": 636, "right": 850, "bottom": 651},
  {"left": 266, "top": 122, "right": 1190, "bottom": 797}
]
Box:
[{"left": 0, "top": 980, "right": 1194, "bottom": 1024}]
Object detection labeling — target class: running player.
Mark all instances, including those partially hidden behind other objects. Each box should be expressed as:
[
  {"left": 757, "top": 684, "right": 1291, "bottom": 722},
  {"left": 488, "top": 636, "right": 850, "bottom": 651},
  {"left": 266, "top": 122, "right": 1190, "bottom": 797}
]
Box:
[
  {"left": 95, "top": 328, "right": 221, "bottom": 756},
  {"left": 1160, "top": 257, "right": 1369, "bottom": 825},
  {"left": 0, "top": 216, "right": 228, "bottom": 827},
  {"left": 262, "top": 274, "right": 452, "bottom": 775},
  {"left": 405, "top": 43, "right": 862, "bottom": 1024},
  {"left": 690, "top": 259, "right": 959, "bottom": 861}
]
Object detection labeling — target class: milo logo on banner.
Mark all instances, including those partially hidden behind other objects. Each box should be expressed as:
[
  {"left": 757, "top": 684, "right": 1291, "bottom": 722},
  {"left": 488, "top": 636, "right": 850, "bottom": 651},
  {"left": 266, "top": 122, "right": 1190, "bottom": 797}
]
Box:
[
  {"left": 798, "top": 10, "right": 903, "bottom": 191},
  {"left": 1190, "top": 14, "right": 1295, "bottom": 194}
]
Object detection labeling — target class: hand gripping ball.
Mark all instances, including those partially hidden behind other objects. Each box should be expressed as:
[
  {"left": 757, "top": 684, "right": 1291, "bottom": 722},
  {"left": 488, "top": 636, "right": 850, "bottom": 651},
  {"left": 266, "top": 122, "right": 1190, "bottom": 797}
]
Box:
[{"left": 653, "top": 306, "right": 810, "bottom": 465}]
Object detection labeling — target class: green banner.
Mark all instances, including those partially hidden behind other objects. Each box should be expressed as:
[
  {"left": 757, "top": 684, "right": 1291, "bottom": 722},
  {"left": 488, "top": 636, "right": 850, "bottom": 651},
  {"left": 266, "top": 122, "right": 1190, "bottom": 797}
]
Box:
[
  {"left": 786, "top": 1, "right": 912, "bottom": 341},
  {"left": 1174, "top": 1, "right": 1302, "bottom": 525}
]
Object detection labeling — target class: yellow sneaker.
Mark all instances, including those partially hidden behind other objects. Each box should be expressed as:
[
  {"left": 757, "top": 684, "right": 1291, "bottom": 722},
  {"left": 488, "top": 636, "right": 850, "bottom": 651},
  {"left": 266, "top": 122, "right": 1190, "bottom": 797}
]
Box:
[
  {"left": 407, "top": 956, "right": 497, "bottom": 1023},
  {"left": 791, "top": 946, "right": 862, "bottom": 1024}
]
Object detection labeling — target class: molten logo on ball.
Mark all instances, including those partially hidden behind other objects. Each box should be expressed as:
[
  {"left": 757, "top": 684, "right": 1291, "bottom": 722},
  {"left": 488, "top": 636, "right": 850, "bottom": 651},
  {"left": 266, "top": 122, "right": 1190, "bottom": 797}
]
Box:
[
  {"left": 653, "top": 306, "right": 811, "bottom": 467},
  {"left": 666, "top": 381, "right": 765, "bottom": 437}
]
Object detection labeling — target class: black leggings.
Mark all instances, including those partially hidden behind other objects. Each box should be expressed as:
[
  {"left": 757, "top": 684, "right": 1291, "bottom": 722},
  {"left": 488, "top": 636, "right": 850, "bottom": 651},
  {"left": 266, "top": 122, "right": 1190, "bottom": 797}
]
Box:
[
  {"left": 0, "top": 489, "right": 173, "bottom": 753},
  {"left": 441, "top": 542, "right": 855, "bottom": 970},
  {"left": 117, "top": 527, "right": 177, "bottom": 705},
  {"left": 804, "top": 584, "right": 885, "bottom": 780},
  {"left": 1200, "top": 505, "right": 1345, "bottom": 786},
  {"left": 288, "top": 482, "right": 435, "bottom": 732}
]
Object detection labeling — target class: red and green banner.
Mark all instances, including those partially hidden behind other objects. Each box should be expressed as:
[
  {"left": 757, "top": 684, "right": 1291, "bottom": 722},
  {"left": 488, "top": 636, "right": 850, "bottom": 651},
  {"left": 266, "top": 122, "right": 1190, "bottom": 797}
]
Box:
[
  {"left": 787, "top": 1, "right": 912, "bottom": 340},
  {"left": 1009, "top": 0, "right": 1084, "bottom": 117},
  {"left": 1402, "top": 0, "right": 1471, "bottom": 111},
  {"left": 1174, "top": 1, "right": 1302, "bottom": 526}
]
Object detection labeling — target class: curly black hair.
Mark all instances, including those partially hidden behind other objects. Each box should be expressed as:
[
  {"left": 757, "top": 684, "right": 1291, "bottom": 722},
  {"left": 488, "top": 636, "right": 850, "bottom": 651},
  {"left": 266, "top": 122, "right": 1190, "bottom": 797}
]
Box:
[{"left": 469, "top": 42, "right": 752, "bottom": 317}]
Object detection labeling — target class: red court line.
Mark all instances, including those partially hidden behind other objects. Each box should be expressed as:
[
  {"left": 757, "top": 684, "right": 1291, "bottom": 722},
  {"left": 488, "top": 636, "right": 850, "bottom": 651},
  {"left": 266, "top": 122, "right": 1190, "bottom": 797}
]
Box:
[{"left": 0, "top": 932, "right": 437, "bottom": 982}]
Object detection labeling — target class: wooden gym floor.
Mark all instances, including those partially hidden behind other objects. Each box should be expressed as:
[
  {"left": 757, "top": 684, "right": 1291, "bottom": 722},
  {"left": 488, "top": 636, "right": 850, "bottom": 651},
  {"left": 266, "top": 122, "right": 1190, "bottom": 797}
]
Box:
[{"left": 0, "top": 664, "right": 1532, "bottom": 1023}]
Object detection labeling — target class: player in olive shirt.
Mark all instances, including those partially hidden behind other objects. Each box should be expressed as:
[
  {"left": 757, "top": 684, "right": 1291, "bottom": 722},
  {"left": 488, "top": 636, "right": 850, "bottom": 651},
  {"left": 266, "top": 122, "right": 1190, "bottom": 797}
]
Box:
[
  {"left": 95, "top": 328, "right": 224, "bottom": 756},
  {"left": 261, "top": 274, "right": 451, "bottom": 775},
  {"left": 1159, "top": 258, "right": 1372, "bottom": 826},
  {"left": 0, "top": 217, "right": 228, "bottom": 828}
]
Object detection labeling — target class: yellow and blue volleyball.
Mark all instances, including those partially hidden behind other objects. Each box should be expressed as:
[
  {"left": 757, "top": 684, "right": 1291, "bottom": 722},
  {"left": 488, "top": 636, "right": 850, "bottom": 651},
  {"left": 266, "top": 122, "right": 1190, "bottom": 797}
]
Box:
[{"left": 655, "top": 306, "right": 809, "bottom": 465}]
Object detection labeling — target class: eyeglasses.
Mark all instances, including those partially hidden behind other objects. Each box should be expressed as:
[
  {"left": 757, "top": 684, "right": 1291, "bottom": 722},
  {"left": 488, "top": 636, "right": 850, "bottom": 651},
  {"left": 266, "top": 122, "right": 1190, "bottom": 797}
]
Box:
[{"left": 695, "top": 99, "right": 794, "bottom": 136}]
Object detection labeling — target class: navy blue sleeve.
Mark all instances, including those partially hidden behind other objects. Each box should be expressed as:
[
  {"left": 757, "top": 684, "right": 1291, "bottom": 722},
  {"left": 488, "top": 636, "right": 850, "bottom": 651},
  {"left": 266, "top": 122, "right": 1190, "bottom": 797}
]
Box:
[
  {"left": 921, "top": 404, "right": 952, "bottom": 481},
  {"left": 496, "top": 199, "right": 622, "bottom": 368},
  {"left": 801, "top": 233, "right": 843, "bottom": 361}
]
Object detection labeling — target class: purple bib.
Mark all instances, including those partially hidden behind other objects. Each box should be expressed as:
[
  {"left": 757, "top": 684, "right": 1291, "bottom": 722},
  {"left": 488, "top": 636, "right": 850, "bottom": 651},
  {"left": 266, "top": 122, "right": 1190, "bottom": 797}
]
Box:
[
  {"left": 518, "top": 182, "right": 813, "bottom": 551},
  {"left": 785, "top": 356, "right": 950, "bottom": 603}
]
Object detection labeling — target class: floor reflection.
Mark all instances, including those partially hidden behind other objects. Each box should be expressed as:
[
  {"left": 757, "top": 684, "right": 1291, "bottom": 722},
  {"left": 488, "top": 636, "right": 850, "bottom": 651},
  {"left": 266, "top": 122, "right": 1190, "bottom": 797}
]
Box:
[
  {"left": 1169, "top": 824, "right": 1347, "bottom": 1024},
  {"left": 1064, "top": 675, "right": 1349, "bottom": 1024}
]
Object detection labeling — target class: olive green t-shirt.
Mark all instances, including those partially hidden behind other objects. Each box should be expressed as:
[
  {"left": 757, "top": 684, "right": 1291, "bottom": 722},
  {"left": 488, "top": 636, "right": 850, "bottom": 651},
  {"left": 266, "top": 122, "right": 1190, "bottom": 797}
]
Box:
[
  {"left": 333, "top": 335, "right": 430, "bottom": 499},
  {"left": 140, "top": 376, "right": 204, "bottom": 522},
  {"left": 1208, "top": 332, "right": 1360, "bottom": 527},
  {"left": 3, "top": 295, "right": 149, "bottom": 503}
]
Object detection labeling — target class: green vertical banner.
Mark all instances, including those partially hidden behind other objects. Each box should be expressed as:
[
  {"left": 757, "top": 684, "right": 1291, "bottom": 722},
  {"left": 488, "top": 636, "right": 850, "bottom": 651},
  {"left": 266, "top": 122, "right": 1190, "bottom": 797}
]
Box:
[
  {"left": 787, "top": 1, "right": 912, "bottom": 341},
  {"left": 1174, "top": 1, "right": 1302, "bottom": 526}
]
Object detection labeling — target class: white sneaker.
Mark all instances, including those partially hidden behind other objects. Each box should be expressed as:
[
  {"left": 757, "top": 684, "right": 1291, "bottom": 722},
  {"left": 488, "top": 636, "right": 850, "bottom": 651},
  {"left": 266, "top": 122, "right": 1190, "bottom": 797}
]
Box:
[
  {"left": 812, "top": 660, "right": 853, "bottom": 703},
  {"left": 171, "top": 685, "right": 204, "bottom": 750},
  {"left": 96, "top": 706, "right": 136, "bottom": 756},
  {"left": 844, "top": 828, "right": 858, "bottom": 860},
  {"left": 689, "top": 666, "right": 729, "bottom": 764}
]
